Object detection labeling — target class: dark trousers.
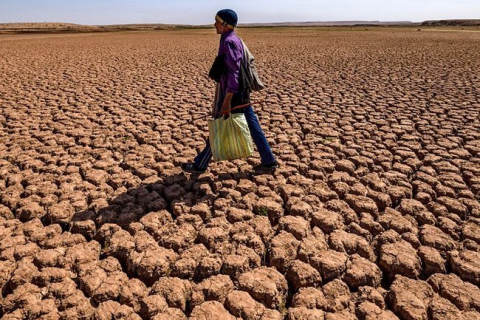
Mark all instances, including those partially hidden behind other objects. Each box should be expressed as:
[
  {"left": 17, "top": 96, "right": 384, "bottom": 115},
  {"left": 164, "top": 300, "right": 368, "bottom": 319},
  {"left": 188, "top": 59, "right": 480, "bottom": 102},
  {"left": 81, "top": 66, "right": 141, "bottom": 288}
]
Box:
[{"left": 194, "top": 105, "right": 276, "bottom": 169}]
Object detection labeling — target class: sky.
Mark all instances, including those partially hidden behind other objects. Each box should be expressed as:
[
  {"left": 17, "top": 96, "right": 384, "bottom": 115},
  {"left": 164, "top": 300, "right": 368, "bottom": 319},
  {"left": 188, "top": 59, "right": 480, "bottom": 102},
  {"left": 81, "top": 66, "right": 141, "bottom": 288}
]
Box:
[{"left": 0, "top": 0, "right": 479, "bottom": 25}]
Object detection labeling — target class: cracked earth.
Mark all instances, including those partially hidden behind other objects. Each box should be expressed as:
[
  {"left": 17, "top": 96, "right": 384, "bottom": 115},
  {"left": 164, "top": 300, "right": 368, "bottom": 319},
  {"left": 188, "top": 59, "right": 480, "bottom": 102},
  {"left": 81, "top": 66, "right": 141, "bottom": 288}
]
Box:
[{"left": 1, "top": 28, "right": 480, "bottom": 319}]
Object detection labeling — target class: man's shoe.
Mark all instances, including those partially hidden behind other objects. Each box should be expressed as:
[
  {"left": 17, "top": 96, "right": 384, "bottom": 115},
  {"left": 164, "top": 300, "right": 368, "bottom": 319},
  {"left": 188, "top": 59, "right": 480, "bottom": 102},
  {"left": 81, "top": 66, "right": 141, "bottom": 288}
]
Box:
[
  {"left": 253, "top": 161, "right": 280, "bottom": 171},
  {"left": 181, "top": 163, "right": 206, "bottom": 174}
]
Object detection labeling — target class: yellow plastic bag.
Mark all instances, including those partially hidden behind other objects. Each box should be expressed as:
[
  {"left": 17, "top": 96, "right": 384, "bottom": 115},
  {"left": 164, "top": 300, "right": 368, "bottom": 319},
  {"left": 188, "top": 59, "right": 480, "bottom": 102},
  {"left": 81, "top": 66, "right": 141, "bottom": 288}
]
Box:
[{"left": 208, "top": 113, "right": 254, "bottom": 161}]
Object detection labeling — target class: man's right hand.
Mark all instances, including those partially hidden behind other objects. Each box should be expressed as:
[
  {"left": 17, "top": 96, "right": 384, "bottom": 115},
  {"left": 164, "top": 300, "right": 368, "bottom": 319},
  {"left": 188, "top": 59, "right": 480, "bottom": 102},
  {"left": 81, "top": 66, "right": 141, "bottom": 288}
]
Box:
[
  {"left": 221, "top": 92, "right": 234, "bottom": 116},
  {"left": 221, "top": 102, "right": 231, "bottom": 116}
]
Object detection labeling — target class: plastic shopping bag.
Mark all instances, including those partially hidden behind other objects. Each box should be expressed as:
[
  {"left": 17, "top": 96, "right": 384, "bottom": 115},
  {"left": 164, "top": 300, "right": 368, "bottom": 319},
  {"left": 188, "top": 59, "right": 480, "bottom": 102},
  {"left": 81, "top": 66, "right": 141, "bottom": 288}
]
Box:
[{"left": 208, "top": 113, "right": 254, "bottom": 161}]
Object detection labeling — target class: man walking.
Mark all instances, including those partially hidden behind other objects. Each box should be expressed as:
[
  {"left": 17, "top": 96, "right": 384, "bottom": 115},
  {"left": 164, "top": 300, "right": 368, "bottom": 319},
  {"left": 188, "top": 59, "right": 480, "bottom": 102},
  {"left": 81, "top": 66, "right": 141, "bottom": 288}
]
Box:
[{"left": 181, "top": 9, "right": 279, "bottom": 173}]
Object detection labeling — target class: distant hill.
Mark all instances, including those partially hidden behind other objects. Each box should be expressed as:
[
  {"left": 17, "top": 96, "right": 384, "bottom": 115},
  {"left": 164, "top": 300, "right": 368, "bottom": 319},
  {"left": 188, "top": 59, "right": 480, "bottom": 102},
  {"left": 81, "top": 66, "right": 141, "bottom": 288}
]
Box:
[
  {"left": 0, "top": 22, "right": 182, "bottom": 34},
  {"left": 239, "top": 21, "right": 418, "bottom": 27},
  {"left": 421, "top": 19, "right": 480, "bottom": 26},
  {"left": 0, "top": 22, "right": 81, "bottom": 29}
]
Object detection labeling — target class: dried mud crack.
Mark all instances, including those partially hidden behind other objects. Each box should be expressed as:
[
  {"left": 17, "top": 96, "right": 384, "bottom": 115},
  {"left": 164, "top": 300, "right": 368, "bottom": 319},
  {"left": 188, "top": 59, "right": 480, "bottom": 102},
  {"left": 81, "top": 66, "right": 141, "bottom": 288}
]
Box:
[{"left": 1, "top": 28, "right": 480, "bottom": 319}]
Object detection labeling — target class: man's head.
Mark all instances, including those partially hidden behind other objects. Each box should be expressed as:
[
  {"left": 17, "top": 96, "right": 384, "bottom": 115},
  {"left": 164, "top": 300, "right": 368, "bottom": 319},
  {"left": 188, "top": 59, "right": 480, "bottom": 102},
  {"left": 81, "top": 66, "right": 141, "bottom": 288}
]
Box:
[{"left": 215, "top": 9, "right": 238, "bottom": 34}]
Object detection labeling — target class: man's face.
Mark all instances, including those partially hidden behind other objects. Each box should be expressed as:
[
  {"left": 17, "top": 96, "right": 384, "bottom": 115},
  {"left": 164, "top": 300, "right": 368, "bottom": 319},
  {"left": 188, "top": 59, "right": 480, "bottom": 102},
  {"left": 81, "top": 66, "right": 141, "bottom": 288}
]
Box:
[{"left": 214, "top": 20, "right": 225, "bottom": 34}]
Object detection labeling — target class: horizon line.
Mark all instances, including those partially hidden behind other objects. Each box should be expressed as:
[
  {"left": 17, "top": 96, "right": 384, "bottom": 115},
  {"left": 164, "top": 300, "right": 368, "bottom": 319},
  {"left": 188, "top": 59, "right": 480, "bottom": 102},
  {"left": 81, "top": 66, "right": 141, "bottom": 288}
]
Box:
[{"left": 4, "top": 18, "right": 480, "bottom": 26}]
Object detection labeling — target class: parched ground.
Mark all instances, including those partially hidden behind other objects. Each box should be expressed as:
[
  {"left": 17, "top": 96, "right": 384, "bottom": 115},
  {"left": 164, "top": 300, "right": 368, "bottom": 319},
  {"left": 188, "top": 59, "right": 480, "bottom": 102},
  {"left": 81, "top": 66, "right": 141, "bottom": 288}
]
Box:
[{"left": 1, "top": 28, "right": 480, "bottom": 319}]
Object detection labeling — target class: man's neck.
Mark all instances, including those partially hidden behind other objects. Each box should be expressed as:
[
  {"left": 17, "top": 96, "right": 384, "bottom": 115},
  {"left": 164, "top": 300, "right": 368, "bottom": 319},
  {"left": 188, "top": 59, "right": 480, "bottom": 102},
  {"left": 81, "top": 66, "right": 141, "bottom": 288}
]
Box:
[{"left": 221, "top": 29, "right": 234, "bottom": 38}]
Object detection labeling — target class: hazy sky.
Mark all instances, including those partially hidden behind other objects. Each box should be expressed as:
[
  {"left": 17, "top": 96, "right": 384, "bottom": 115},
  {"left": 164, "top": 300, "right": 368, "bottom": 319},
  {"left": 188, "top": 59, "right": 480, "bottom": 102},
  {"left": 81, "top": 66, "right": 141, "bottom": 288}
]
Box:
[{"left": 1, "top": 0, "right": 479, "bottom": 25}]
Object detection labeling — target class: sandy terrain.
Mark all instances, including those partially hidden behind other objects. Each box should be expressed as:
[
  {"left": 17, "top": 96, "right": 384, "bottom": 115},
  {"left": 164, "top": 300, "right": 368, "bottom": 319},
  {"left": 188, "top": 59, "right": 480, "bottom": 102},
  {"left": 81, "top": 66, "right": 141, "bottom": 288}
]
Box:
[{"left": 1, "top": 28, "right": 480, "bottom": 319}]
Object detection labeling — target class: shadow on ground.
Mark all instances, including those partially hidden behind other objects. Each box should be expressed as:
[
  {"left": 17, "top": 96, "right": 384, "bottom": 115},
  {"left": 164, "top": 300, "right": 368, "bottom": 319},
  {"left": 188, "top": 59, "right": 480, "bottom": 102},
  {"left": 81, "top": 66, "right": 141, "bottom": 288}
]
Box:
[{"left": 70, "top": 168, "right": 266, "bottom": 241}]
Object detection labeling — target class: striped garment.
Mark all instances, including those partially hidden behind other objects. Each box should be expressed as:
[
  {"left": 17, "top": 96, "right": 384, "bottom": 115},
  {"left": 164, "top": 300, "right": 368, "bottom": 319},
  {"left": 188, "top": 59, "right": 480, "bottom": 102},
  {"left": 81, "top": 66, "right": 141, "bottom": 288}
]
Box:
[{"left": 208, "top": 113, "right": 254, "bottom": 161}]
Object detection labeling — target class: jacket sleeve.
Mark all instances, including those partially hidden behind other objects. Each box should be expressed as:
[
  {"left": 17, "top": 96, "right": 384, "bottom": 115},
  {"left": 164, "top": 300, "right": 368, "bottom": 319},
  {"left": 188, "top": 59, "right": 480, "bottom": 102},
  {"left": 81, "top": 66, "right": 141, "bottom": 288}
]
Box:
[{"left": 223, "top": 40, "right": 243, "bottom": 93}]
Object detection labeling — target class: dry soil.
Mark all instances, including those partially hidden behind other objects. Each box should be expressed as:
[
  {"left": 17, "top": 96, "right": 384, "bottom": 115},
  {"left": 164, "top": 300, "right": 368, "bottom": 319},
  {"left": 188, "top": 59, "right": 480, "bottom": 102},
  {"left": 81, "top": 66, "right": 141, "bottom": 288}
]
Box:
[{"left": 1, "top": 28, "right": 480, "bottom": 320}]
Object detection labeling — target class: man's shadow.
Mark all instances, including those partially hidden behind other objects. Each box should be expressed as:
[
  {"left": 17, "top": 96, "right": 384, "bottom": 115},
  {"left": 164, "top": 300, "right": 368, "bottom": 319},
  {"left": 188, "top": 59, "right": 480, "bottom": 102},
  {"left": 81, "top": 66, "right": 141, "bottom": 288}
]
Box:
[{"left": 70, "top": 168, "right": 259, "bottom": 241}]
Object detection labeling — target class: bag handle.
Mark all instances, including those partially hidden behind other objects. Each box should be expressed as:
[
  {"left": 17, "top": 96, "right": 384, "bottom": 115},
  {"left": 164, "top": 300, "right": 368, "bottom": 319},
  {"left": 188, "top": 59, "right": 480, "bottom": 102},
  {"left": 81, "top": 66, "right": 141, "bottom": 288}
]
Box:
[
  {"left": 219, "top": 99, "right": 265, "bottom": 119},
  {"left": 200, "top": 99, "right": 265, "bottom": 120},
  {"left": 193, "top": 99, "right": 266, "bottom": 120},
  {"left": 230, "top": 99, "right": 265, "bottom": 111}
]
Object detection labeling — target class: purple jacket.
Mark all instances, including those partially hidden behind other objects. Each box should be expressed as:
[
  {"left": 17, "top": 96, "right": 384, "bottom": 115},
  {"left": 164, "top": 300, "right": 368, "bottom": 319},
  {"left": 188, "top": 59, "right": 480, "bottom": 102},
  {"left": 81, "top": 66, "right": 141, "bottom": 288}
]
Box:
[{"left": 218, "top": 30, "right": 244, "bottom": 94}]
